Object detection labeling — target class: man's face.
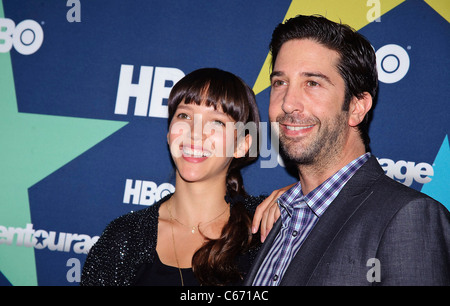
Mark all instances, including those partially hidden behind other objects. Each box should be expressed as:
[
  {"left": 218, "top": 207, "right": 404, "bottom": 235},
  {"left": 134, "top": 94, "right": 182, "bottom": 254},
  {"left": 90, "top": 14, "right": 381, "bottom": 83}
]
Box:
[{"left": 269, "top": 39, "right": 350, "bottom": 166}]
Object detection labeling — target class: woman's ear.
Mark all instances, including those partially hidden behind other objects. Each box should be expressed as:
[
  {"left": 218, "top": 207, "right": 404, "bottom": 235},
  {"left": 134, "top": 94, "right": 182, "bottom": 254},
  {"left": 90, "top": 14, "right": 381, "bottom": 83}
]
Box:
[
  {"left": 348, "top": 92, "right": 372, "bottom": 127},
  {"left": 234, "top": 134, "right": 252, "bottom": 158}
]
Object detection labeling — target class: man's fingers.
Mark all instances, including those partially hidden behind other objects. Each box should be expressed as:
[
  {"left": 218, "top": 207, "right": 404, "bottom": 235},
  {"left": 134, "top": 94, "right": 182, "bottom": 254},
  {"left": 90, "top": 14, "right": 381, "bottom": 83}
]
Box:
[
  {"left": 265, "top": 204, "right": 280, "bottom": 235},
  {"left": 253, "top": 183, "right": 295, "bottom": 240},
  {"left": 260, "top": 207, "right": 269, "bottom": 242},
  {"left": 252, "top": 193, "right": 276, "bottom": 233}
]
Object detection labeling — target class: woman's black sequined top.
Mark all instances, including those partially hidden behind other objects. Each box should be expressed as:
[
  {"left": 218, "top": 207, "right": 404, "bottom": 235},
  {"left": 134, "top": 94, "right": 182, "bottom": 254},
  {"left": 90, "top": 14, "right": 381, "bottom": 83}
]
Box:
[{"left": 80, "top": 193, "right": 266, "bottom": 286}]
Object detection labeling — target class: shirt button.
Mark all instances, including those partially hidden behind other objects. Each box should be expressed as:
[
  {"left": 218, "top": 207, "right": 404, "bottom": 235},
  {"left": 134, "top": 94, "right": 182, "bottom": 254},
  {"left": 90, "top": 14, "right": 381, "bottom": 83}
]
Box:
[
  {"left": 273, "top": 275, "right": 279, "bottom": 281},
  {"left": 292, "top": 230, "right": 298, "bottom": 237}
]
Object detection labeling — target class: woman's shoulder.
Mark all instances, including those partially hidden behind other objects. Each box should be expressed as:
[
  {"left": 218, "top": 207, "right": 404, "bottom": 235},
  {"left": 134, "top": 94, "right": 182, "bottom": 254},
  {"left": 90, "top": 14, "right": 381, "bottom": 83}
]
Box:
[
  {"left": 81, "top": 194, "right": 172, "bottom": 286},
  {"left": 100, "top": 194, "right": 171, "bottom": 241},
  {"left": 243, "top": 194, "right": 268, "bottom": 205},
  {"left": 239, "top": 194, "right": 268, "bottom": 215}
]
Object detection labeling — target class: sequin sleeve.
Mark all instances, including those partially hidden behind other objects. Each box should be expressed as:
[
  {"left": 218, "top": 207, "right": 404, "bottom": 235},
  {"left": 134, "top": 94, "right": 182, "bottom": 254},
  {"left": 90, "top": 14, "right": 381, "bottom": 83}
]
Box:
[
  {"left": 243, "top": 194, "right": 268, "bottom": 216},
  {"left": 80, "top": 213, "right": 136, "bottom": 285},
  {"left": 80, "top": 202, "right": 162, "bottom": 286}
]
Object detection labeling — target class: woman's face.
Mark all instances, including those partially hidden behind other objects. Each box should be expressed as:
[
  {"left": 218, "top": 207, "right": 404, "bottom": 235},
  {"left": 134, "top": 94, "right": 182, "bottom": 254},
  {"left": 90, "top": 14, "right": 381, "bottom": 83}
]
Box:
[{"left": 168, "top": 102, "right": 240, "bottom": 184}]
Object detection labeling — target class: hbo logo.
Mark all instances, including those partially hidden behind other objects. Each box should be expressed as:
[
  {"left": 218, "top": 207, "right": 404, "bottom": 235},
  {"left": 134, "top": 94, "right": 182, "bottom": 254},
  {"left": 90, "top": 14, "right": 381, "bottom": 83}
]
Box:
[
  {"left": 376, "top": 44, "right": 410, "bottom": 84},
  {"left": 0, "top": 18, "right": 44, "bottom": 55},
  {"left": 123, "top": 179, "right": 175, "bottom": 206}
]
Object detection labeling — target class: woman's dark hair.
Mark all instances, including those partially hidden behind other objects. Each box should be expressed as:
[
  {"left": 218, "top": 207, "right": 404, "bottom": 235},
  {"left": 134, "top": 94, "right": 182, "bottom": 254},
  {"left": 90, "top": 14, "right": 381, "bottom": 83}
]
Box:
[
  {"left": 167, "top": 68, "right": 260, "bottom": 285},
  {"left": 270, "top": 15, "right": 378, "bottom": 151}
]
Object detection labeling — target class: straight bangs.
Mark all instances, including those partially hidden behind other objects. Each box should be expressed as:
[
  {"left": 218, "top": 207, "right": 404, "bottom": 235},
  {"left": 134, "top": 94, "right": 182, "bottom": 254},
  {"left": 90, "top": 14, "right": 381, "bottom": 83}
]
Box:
[{"left": 168, "top": 68, "right": 257, "bottom": 126}]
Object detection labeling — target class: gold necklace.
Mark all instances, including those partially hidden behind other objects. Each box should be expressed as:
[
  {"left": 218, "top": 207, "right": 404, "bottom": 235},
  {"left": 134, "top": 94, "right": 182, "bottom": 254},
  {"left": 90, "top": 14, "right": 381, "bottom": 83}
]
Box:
[
  {"left": 166, "top": 200, "right": 229, "bottom": 286},
  {"left": 167, "top": 202, "right": 229, "bottom": 234},
  {"left": 168, "top": 216, "right": 184, "bottom": 286}
]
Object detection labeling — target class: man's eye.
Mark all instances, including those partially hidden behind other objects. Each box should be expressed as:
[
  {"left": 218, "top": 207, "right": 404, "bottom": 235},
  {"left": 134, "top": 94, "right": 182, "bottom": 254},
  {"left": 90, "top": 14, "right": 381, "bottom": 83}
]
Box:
[
  {"left": 307, "top": 80, "right": 319, "bottom": 87},
  {"left": 272, "top": 80, "right": 286, "bottom": 87}
]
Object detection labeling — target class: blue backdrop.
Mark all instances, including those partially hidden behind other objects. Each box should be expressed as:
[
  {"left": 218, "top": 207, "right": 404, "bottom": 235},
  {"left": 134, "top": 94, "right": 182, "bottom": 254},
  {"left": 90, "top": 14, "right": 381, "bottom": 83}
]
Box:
[{"left": 0, "top": 0, "right": 448, "bottom": 285}]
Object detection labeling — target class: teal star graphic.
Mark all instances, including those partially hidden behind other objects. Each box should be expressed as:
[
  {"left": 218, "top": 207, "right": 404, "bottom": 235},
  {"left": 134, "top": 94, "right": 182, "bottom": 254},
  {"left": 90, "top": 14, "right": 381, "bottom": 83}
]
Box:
[
  {"left": 0, "top": 19, "right": 127, "bottom": 285},
  {"left": 421, "top": 135, "right": 450, "bottom": 212}
]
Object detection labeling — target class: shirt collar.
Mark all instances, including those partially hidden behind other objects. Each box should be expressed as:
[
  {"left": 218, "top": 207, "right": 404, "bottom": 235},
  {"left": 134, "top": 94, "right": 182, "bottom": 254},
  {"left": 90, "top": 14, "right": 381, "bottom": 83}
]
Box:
[{"left": 278, "top": 152, "right": 371, "bottom": 219}]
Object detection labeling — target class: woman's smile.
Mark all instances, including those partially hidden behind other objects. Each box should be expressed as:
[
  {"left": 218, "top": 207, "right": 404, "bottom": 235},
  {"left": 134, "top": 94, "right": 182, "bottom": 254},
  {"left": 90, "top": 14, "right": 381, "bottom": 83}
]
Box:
[{"left": 181, "top": 145, "right": 212, "bottom": 163}]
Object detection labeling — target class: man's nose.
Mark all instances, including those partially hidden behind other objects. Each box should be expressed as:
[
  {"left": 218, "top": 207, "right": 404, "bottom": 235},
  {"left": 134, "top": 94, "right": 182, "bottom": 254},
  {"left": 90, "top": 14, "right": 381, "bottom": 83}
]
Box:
[{"left": 282, "top": 86, "right": 304, "bottom": 114}]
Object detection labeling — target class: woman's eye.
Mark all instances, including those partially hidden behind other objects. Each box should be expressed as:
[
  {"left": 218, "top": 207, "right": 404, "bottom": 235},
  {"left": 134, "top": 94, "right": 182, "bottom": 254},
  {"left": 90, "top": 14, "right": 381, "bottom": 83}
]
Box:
[
  {"left": 177, "top": 113, "right": 190, "bottom": 119},
  {"left": 212, "top": 120, "right": 225, "bottom": 126}
]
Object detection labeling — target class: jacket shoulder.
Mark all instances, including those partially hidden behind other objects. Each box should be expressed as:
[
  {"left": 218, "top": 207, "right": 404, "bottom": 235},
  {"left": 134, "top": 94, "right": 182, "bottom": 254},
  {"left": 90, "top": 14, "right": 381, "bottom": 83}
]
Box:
[
  {"left": 241, "top": 194, "right": 268, "bottom": 216},
  {"left": 80, "top": 195, "right": 170, "bottom": 285}
]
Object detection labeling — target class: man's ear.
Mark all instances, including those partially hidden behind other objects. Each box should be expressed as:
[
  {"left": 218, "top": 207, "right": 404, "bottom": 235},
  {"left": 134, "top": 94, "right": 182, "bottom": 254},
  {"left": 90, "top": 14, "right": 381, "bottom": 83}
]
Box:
[
  {"left": 348, "top": 92, "right": 372, "bottom": 127},
  {"left": 234, "top": 134, "right": 252, "bottom": 158}
]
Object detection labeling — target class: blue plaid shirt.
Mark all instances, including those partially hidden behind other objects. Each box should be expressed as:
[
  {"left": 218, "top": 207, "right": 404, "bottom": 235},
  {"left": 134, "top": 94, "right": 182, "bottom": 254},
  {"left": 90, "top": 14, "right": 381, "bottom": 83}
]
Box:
[{"left": 252, "top": 153, "right": 371, "bottom": 286}]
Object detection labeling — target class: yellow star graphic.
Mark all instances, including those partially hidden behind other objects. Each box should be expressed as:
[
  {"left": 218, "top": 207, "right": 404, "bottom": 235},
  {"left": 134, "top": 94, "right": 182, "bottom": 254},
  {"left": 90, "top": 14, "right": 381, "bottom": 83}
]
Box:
[
  {"left": 252, "top": 0, "right": 406, "bottom": 94},
  {"left": 425, "top": 0, "right": 450, "bottom": 22}
]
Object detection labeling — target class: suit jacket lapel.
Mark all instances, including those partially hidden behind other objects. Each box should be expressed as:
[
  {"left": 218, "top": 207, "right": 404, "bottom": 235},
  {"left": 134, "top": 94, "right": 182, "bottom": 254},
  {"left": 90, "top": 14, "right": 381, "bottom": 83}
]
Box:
[
  {"left": 243, "top": 219, "right": 282, "bottom": 286},
  {"left": 280, "top": 156, "right": 384, "bottom": 285}
]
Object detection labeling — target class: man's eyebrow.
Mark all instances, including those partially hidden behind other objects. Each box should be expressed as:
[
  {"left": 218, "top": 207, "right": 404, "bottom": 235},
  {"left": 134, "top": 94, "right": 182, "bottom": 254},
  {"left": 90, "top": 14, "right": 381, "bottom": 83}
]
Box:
[
  {"left": 270, "top": 70, "right": 335, "bottom": 86},
  {"left": 302, "top": 72, "right": 335, "bottom": 86},
  {"left": 270, "top": 71, "right": 284, "bottom": 80}
]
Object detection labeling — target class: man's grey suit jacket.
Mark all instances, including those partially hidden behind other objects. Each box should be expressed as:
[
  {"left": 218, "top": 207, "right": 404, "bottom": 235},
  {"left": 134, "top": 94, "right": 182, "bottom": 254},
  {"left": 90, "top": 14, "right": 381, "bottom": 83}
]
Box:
[{"left": 245, "top": 156, "right": 450, "bottom": 286}]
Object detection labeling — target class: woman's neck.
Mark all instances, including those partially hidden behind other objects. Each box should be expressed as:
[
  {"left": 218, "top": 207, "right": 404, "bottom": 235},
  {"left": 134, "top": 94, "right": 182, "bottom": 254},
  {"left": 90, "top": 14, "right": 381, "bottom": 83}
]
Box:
[{"left": 168, "top": 174, "right": 229, "bottom": 227}]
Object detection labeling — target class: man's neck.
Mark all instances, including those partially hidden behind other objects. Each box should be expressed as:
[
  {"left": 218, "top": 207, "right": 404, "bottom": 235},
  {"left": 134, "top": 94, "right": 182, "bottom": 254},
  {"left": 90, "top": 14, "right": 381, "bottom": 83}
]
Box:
[{"left": 297, "top": 149, "right": 367, "bottom": 195}]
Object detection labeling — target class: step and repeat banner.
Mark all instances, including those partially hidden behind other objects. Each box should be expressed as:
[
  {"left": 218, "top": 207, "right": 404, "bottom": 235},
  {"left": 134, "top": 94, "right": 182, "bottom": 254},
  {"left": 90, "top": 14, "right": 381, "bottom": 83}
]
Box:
[{"left": 0, "top": 0, "right": 448, "bottom": 286}]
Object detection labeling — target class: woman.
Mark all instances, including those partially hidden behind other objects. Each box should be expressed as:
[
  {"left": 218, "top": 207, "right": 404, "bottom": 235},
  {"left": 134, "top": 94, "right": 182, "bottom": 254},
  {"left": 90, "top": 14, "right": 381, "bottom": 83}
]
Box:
[{"left": 81, "top": 68, "right": 268, "bottom": 286}]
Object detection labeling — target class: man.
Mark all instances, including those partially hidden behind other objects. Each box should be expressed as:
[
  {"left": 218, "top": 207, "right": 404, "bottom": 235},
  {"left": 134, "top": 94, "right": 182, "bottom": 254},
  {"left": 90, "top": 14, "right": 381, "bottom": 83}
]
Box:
[{"left": 246, "top": 15, "right": 450, "bottom": 286}]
